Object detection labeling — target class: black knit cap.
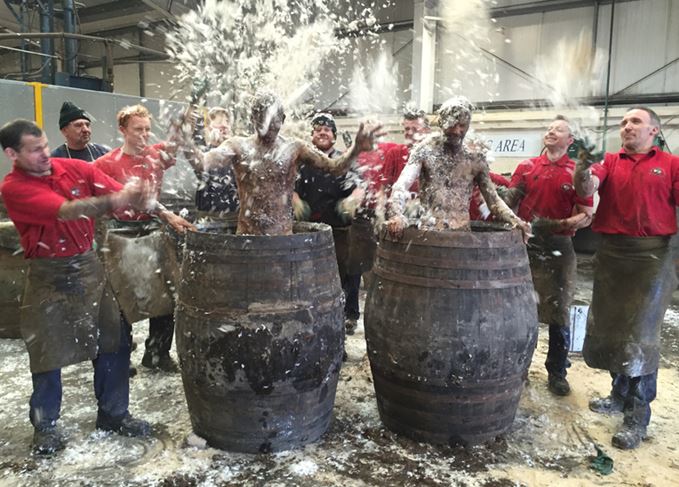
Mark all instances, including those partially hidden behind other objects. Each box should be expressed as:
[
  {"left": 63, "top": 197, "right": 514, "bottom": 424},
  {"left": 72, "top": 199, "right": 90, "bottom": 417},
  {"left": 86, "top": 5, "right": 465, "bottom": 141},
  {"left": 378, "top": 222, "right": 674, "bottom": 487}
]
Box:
[
  {"left": 311, "top": 112, "right": 336, "bottom": 136},
  {"left": 59, "top": 101, "right": 91, "bottom": 129}
]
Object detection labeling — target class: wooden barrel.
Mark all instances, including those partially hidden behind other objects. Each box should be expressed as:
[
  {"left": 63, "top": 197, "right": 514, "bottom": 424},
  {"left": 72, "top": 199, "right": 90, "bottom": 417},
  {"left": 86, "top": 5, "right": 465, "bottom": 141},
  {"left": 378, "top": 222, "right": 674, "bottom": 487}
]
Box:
[
  {"left": 0, "top": 221, "right": 26, "bottom": 339},
  {"left": 364, "top": 222, "right": 538, "bottom": 446},
  {"left": 176, "top": 222, "right": 345, "bottom": 453}
]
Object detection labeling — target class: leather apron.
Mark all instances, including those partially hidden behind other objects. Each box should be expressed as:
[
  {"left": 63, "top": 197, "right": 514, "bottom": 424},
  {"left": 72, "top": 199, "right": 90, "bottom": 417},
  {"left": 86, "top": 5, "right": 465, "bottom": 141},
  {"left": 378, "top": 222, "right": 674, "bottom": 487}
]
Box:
[
  {"left": 527, "top": 233, "right": 576, "bottom": 327},
  {"left": 101, "top": 220, "right": 174, "bottom": 324},
  {"left": 347, "top": 212, "right": 377, "bottom": 275},
  {"left": 21, "top": 251, "right": 120, "bottom": 374},
  {"left": 583, "top": 234, "right": 676, "bottom": 376}
]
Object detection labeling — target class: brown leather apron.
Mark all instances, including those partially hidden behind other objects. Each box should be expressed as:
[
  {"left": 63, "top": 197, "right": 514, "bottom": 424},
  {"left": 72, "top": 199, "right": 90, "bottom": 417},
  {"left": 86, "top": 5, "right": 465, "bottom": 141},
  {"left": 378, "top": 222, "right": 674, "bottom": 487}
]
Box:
[
  {"left": 583, "top": 234, "right": 676, "bottom": 376},
  {"left": 347, "top": 213, "right": 377, "bottom": 275},
  {"left": 102, "top": 221, "right": 174, "bottom": 324},
  {"left": 0, "top": 220, "right": 27, "bottom": 338},
  {"left": 527, "top": 233, "right": 576, "bottom": 327},
  {"left": 21, "top": 251, "right": 120, "bottom": 374}
]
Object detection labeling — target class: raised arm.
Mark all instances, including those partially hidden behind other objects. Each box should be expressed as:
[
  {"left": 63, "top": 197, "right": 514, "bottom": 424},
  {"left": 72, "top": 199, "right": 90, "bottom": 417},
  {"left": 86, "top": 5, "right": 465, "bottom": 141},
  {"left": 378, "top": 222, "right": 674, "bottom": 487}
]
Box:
[
  {"left": 476, "top": 166, "right": 532, "bottom": 243},
  {"left": 202, "top": 140, "right": 238, "bottom": 172},
  {"left": 297, "top": 123, "right": 385, "bottom": 176},
  {"left": 385, "top": 155, "right": 422, "bottom": 239}
]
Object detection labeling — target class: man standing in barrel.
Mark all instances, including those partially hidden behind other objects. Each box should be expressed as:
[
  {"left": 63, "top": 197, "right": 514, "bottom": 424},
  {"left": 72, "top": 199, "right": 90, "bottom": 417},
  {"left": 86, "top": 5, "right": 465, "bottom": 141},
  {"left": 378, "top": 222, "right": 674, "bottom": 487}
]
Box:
[
  {"left": 293, "top": 113, "right": 364, "bottom": 336},
  {"left": 386, "top": 96, "right": 530, "bottom": 241},
  {"left": 51, "top": 101, "right": 110, "bottom": 162},
  {"left": 505, "top": 116, "right": 593, "bottom": 396},
  {"left": 0, "top": 119, "right": 153, "bottom": 454},
  {"left": 574, "top": 106, "right": 678, "bottom": 449},
  {"left": 94, "top": 104, "right": 194, "bottom": 373},
  {"left": 202, "top": 91, "right": 384, "bottom": 236}
]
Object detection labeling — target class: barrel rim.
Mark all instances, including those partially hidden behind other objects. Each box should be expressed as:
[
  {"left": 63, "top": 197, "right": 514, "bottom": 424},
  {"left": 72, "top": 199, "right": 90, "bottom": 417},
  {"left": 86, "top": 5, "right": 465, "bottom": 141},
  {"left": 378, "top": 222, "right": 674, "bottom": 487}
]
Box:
[
  {"left": 378, "top": 221, "right": 522, "bottom": 248},
  {"left": 185, "top": 221, "right": 335, "bottom": 249}
]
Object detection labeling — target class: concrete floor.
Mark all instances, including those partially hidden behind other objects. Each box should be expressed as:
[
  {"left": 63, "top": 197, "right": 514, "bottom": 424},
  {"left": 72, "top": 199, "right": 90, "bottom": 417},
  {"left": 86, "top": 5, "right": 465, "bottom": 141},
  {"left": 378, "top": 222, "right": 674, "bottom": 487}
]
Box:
[{"left": 1, "top": 254, "right": 678, "bottom": 486}]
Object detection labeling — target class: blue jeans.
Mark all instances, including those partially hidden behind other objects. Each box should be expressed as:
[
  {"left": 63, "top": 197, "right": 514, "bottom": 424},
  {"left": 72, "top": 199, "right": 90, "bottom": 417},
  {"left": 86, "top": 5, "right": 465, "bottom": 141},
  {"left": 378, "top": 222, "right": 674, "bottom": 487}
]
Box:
[
  {"left": 609, "top": 370, "right": 657, "bottom": 427},
  {"left": 29, "top": 318, "right": 132, "bottom": 430}
]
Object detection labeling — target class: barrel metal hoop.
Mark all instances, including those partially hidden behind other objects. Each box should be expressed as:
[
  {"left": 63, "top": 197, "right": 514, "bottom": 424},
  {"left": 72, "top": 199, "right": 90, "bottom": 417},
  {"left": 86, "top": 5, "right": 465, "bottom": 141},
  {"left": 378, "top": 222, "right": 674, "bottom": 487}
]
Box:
[
  {"left": 376, "top": 247, "right": 528, "bottom": 271},
  {"left": 373, "top": 266, "right": 533, "bottom": 289}
]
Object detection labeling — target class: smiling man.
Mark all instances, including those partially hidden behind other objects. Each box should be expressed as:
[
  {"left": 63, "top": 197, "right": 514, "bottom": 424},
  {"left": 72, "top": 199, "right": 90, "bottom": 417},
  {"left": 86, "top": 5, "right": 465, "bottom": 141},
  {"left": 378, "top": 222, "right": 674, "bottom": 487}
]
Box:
[
  {"left": 0, "top": 119, "right": 154, "bottom": 454},
  {"left": 505, "top": 116, "right": 593, "bottom": 397},
  {"left": 574, "top": 106, "right": 679, "bottom": 450},
  {"left": 51, "top": 101, "right": 110, "bottom": 162}
]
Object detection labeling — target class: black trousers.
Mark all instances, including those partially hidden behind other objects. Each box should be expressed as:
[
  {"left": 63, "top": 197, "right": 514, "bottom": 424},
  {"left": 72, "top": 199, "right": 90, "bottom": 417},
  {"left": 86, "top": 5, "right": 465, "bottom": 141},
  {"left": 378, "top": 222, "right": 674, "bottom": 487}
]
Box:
[
  {"left": 609, "top": 370, "right": 657, "bottom": 427},
  {"left": 122, "top": 313, "right": 174, "bottom": 358}
]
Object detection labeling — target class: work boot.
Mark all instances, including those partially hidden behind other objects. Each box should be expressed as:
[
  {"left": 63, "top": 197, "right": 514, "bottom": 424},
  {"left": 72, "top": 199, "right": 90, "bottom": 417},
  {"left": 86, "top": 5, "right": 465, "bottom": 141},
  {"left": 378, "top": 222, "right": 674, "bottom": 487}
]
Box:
[
  {"left": 141, "top": 352, "right": 180, "bottom": 373},
  {"left": 32, "top": 426, "right": 65, "bottom": 455},
  {"left": 589, "top": 395, "right": 625, "bottom": 414},
  {"left": 96, "top": 412, "right": 151, "bottom": 437},
  {"left": 612, "top": 423, "right": 647, "bottom": 450},
  {"left": 548, "top": 374, "right": 571, "bottom": 396},
  {"left": 345, "top": 318, "right": 358, "bottom": 336}
]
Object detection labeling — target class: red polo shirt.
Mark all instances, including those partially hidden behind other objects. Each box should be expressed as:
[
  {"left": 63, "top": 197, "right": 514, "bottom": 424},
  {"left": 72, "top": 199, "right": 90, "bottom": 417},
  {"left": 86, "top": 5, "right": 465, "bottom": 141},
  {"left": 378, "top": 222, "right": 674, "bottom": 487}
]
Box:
[
  {"left": 591, "top": 147, "right": 679, "bottom": 236},
  {"left": 0, "top": 157, "right": 123, "bottom": 258},
  {"left": 382, "top": 144, "right": 419, "bottom": 194},
  {"left": 469, "top": 172, "right": 510, "bottom": 221},
  {"left": 510, "top": 153, "right": 593, "bottom": 236},
  {"left": 356, "top": 142, "right": 399, "bottom": 208},
  {"left": 94, "top": 143, "right": 174, "bottom": 221}
]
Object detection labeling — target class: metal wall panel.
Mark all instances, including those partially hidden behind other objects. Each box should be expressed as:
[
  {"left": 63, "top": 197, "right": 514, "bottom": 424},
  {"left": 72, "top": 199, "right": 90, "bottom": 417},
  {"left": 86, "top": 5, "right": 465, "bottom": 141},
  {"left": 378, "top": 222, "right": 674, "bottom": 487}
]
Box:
[
  {"left": 0, "top": 80, "right": 36, "bottom": 178},
  {"left": 2, "top": 81, "right": 192, "bottom": 197}
]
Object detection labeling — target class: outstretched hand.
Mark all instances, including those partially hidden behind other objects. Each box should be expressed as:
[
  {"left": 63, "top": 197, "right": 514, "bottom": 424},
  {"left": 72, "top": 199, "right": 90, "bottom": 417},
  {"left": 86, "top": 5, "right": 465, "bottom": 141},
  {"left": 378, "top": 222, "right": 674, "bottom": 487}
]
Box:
[{"left": 354, "top": 123, "right": 387, "bottom": 153}]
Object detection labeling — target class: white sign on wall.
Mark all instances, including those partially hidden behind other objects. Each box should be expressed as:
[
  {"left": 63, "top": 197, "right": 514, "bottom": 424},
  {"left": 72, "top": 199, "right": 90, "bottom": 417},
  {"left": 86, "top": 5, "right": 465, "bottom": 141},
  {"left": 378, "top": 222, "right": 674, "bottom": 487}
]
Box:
[{"left": 478, "top": 131, "right": 544, "bottom": 158}]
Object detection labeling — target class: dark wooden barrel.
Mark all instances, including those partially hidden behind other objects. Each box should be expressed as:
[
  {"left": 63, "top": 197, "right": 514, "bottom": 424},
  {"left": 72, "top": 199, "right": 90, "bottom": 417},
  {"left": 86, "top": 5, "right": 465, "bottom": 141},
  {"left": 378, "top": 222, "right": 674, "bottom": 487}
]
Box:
[
  {"left": 175, "top": 222, "right": 345, "bottom": 453},
  {"left": 364, "top": 222, "right": 538, "bottom": 446},
  {"left": 347, "top": 214, "right": 377, "bottom": 275},
  {"left": 0, "top": 221, "right": 27, "bottom": 339}
]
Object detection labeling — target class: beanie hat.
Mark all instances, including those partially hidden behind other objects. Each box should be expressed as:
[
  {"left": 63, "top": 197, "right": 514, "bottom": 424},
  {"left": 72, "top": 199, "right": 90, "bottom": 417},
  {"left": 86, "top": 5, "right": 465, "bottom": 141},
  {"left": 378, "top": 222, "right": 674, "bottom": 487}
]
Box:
[
  {"left": 59, "top": 101, "right": 91, "bottom": 129},
  {"left": 311, "top": 112, "right": 337, "bottom": 136}
]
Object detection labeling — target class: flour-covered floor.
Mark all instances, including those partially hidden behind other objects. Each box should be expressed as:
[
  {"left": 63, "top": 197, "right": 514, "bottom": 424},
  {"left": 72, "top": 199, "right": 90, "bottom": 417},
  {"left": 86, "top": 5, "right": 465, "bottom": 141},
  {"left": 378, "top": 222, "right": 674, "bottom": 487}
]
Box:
[{"left": 1, "top": 255, "right": 678, "bottom": 486}]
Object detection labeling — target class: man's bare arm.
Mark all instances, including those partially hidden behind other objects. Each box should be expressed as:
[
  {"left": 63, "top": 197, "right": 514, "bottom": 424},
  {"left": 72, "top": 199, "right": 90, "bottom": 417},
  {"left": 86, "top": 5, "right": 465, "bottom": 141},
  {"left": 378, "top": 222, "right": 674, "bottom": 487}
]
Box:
[
  {"left": 476, "top": 168, "right": 532, "bottom": 242},
  {"left": 202, "top": 140, "right": 238, "bottom": 171},
  {"left": 297, "top": 123, "right": 386, "bottom": 176},
  {"left": 501, "top": 184, "right": 525, "bottom": 209}
]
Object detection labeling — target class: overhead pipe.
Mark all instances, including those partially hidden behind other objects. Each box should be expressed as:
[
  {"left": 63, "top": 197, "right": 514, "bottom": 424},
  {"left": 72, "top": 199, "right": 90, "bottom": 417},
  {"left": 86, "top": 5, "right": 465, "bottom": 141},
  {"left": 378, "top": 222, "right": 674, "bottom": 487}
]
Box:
[
  {"left": 20, "top": 0, "right": 30, "bottom": 80},
  {"left": 602, "top": 0, "right": 615, "bottom": 152},
  {"left": 39, "top": 0, "right": 55, "bottom": 83},
  {"left": 0, "top": 32, "right": 170, "bottom": 59},
  {"left": 62, "top": 0, "right": 77, "bottom": 75}
]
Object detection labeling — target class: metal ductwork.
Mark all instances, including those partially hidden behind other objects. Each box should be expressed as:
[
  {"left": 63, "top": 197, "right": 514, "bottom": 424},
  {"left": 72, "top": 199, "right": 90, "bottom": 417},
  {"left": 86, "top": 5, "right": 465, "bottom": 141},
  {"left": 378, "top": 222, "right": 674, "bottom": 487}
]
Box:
[
  {"left": 40, "top": 0, "right": 55, "bottom": 83},
  {"left": 62, "top": 0, "right": 77, "bottom": 75}
]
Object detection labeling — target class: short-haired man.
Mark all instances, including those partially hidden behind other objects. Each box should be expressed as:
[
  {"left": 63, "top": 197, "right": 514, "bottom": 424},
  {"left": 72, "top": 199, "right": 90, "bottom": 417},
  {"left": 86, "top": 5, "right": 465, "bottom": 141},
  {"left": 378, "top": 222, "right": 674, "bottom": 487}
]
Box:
[
  {"left": 381, "top": 108, "right": 431, "bottom": 194},
  {"left": 574, "top": 106, "right": 678, "bottom": 449},
  {"left": 51, "top": 101, "right": 110, "bottom": 162},
  {"left": 386, "top": 96, "right": 530, "bottom": 240},
  {"left": 506, "top": 116, "right": 593, "bottom": 396},
  {"left": 94, "top": 104, "right": 195, "bottom": 373},
  {"left": 203, "top": 91, "right": 382, "bottom": 236},
  {"left": 294, "top": 113, "right": 364, "bottom": 335},
  {"left": 0, "top": 119, "right": 153, "bottom": 454}
]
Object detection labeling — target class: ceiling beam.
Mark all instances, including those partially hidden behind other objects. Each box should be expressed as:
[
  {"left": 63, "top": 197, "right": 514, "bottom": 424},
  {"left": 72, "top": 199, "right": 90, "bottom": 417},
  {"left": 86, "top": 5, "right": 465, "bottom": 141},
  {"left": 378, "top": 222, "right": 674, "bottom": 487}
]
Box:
[{"left": 489, "top": 0, "right": 638, "bottom": 18}]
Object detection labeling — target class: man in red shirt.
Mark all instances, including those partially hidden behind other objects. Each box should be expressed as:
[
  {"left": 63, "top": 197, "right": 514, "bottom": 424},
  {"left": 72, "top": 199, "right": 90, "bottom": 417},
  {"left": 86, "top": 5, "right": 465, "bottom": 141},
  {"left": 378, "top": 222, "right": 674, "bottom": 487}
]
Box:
[
  {"left": 506, "top": 116, "right": 593, "bottom": 396},
  {"left": 0, "top": 119, "right": 153, "bottom": 454},
  {"left": 94, "top": 104, "right": 194, "bottom": 373},
  {"left": 574, "top": 106, "right": 679, "bottom": 449},
  {"left": 381, "top": 108, "right": 431, "bottom": 195}
]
